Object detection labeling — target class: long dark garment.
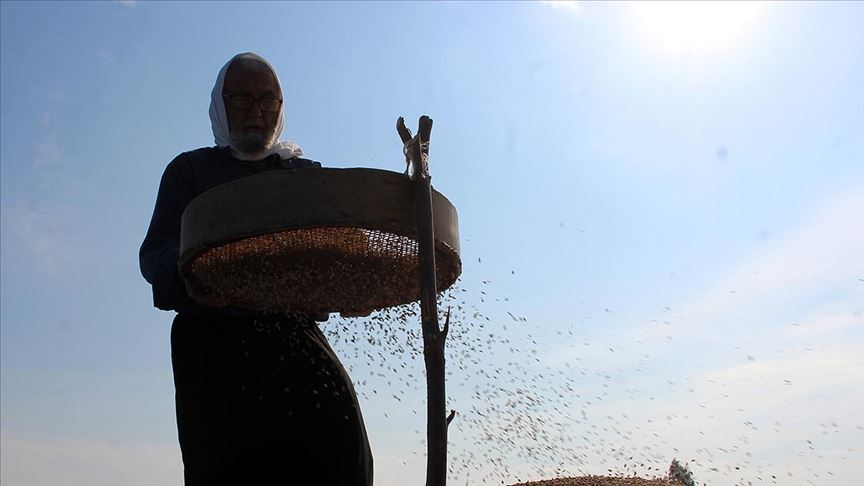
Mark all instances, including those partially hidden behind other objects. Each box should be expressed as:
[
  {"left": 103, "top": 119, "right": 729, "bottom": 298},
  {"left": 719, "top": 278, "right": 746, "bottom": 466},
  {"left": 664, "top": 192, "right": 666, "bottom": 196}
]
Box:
[
  {"left": 171, "top": 312, "right": 373, "bottom": 486},
  {"left": 142, "top": 147, "right": 373, "bottom": 484}
]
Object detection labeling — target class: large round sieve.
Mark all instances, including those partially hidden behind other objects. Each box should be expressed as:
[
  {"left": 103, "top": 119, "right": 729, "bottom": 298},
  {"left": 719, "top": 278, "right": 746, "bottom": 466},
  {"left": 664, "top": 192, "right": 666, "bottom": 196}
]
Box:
[{"left": 178, "top": 168, "right": 460, "bottom": 314}]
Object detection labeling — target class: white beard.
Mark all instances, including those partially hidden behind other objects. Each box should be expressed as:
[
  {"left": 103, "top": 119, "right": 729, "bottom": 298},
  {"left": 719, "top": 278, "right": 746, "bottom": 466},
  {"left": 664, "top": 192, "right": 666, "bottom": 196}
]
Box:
[{"left": 229, "top": 129, "right": 277, "bottom": 158}]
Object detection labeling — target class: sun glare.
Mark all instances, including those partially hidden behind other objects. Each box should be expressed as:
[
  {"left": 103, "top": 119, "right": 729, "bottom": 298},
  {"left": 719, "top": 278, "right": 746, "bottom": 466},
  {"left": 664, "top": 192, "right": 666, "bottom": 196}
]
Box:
[{"left": 629, "top": 1, "right": 765, "bottom": 56}]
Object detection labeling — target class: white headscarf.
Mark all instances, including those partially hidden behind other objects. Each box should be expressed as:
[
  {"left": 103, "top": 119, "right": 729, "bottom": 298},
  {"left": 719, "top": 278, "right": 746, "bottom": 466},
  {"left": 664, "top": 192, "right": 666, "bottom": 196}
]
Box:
[{"left": 209, "top": 52, "right": 303, "bottom": 161}]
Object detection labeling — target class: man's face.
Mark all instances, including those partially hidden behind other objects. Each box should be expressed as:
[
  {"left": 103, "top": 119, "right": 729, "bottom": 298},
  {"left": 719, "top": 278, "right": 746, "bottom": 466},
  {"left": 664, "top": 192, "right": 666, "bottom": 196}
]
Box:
[{"left": 222, "top": 60, "right": 282, "bottom": 156}]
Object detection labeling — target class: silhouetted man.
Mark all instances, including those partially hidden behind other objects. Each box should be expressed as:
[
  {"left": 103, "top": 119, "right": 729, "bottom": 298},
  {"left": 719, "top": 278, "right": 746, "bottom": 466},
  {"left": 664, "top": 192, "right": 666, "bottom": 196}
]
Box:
[{"left": 140, "top": 52, "right": 373, "bottom": 486}]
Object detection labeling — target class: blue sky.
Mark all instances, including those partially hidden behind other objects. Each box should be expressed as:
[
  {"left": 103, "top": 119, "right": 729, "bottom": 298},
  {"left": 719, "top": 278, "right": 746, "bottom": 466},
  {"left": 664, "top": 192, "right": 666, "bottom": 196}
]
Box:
[{"left": 1, "top": 1, "right": 862, "bottom": 485}]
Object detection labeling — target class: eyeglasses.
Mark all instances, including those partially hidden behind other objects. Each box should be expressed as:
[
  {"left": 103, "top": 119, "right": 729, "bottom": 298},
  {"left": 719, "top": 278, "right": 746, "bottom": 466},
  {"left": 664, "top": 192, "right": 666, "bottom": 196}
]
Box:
[{"left": 222, "top": 94, "right": 283, "bottom": 113}]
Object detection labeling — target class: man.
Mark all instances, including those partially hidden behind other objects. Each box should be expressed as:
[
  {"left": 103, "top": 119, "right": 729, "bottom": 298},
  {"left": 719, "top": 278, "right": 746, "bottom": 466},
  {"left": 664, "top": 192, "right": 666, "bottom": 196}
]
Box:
[{"left": 140, "top": 52, "right": 373, "bottom": 486}]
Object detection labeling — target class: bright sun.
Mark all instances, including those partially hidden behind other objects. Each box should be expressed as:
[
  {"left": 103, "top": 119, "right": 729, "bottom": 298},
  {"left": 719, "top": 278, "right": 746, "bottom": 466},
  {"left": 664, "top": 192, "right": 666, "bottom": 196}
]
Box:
[{"left": 629, "top": 1, "right": 765, "bottom": 56}]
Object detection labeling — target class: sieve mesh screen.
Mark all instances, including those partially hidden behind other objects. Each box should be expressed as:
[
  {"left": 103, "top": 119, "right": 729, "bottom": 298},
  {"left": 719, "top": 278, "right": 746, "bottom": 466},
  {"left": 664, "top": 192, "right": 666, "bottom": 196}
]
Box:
[{"left": 184, "top": 226, "right": 460, "bottom": 314}]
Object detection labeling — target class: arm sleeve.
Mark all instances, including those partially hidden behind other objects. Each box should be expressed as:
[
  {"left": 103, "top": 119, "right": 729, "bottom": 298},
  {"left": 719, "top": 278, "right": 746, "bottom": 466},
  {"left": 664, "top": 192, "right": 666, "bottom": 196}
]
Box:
[{"left": 139, "top": 157, "right": 200, "bottom": 312}]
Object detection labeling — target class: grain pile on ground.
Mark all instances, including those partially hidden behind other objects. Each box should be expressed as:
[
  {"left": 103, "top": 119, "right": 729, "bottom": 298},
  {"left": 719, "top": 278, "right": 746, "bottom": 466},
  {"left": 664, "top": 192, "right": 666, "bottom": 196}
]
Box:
[
  {"left": 509, "top": 476, "right": 683, "bottom": 486},
  {"left": 507, "top": 458, "right": 693, "bottom": 486}
]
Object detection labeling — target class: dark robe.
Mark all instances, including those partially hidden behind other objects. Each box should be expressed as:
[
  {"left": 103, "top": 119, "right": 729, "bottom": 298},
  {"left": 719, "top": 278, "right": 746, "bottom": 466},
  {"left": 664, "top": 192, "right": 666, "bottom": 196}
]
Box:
[{"left": 140, "top": 147, "right": 373, "bottom": 486}]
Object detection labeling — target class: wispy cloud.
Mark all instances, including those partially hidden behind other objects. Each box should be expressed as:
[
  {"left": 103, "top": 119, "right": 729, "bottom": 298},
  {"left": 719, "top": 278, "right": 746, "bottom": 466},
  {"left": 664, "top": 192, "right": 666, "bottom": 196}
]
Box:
[
  {"left": 528, "top": 187, "right": 864, "bottom": 483},
  {"left": 654, "top": 343, "right": 864, "bottom": 483},
  {"left": 115, "top": 0, "right": 137, "bottom": 7},
  {"left": 531, "top": 340, "right": 863, "bottom": 484},
  {"left": 626, "top": 187, "right": 864, "bottom": 483},
  {"left": 785, "top": 308, "right": 863, "bottom": 338},
  {"left": 691, "top": 344, "right": 862, "bottom": 414},
  {"left": 640, "top": 185, "right": 864, "bottom": 340}
]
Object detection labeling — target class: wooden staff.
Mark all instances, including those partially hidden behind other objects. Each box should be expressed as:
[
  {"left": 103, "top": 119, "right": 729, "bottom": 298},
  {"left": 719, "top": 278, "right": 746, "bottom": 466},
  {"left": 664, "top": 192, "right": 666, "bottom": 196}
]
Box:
[{"left": 397, "top": 115, "right": 455, "bottom": 486}]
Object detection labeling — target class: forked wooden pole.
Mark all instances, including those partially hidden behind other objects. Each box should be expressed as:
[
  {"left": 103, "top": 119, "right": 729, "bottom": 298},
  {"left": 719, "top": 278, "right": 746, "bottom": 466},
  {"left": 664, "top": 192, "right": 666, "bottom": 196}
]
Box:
[{"left": 397, "top": 115, "right": 454, "bottom": 486}]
